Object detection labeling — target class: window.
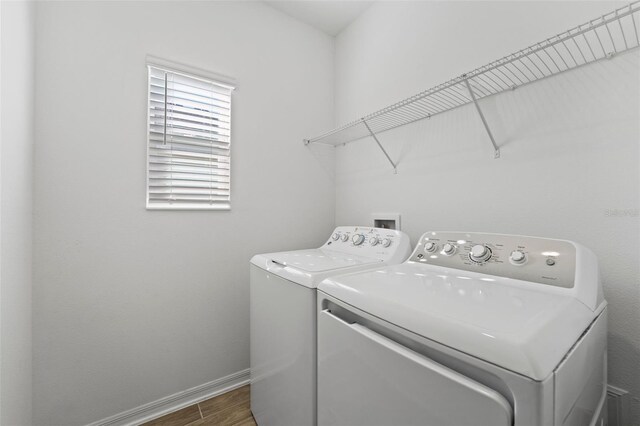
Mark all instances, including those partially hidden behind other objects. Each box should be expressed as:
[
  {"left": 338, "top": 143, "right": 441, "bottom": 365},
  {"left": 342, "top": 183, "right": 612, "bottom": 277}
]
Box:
[{"left": 147, "top": 61, "right": 234, "bottom": 210}]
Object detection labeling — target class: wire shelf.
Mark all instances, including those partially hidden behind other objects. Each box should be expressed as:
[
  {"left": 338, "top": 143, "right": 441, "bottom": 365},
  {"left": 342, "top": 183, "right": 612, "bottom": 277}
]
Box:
[{"left": 305, "top": 2, "right": 640, "bottom": 157}]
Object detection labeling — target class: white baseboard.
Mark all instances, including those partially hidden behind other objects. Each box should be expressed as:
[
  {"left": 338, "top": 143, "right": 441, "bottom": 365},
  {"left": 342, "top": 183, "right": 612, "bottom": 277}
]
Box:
[
  {"left": 607, "top": 384, "right": 629, "bottom": 426},
  {"left": 85, "top": 374, "right": 628, "bottom": 426},
  {"left": 86, "top": 369, "right": 250, "bottom": 426}
]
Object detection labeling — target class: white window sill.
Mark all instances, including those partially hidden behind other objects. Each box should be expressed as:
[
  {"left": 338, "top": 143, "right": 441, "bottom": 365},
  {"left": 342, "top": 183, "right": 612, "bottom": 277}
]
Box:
[{"left": 146, "top": 203, "right": 231, "bottom": 211}]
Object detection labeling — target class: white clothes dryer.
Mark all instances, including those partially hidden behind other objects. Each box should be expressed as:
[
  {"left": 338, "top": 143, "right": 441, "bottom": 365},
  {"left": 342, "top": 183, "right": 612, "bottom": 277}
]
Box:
[
  {"left": 317, "top": 231, "right": 607, "bottom": 426},
  {"left": 250, "top": 226, "right": 411, "bottom": 426}
]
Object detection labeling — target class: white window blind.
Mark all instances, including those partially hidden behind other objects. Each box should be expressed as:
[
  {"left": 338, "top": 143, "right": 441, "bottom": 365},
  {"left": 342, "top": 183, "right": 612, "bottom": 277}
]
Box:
[{"left": 147, "top": 64, "right": 234, "bottom": 210}]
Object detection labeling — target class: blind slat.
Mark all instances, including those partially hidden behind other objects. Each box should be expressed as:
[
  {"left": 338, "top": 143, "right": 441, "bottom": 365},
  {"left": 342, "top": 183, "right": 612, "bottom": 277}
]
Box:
[
  {"left": 149, "top": 124, "right": 230, "bottom": 141},
  {"left": 149, "top": 81, "right": 231, "bottom": 106},
  {"left": 150, "top": 183, "right": 230, "bottom": 190},
  {"left": 149, "top": 102, "right": 231, "bottom": 124},
  {"left": 149, "top": 110, "right": 232, "bottom": 131},
  {"left": 150, "top": 177, "right": 229, "bottom": 185},
  {"left": 149, "top": 68, "right": 233, "bottom": 95},
  {"left": 149, "top": 131, "right": 230, "bottom": 147},
  {"left": 147, "top": 65, "right": 233, "bottom": 209},
  {"left": 148, "top": 195, "right": 230, "bottom": 202},
  {"left": 149, "top": 119, "right": 231, "bottom": 137},
  {"left": 149, "top": 73, "right": 232, "bottom": 94},
  {"left": 149, "top": 162, "right": 232, "bottom": 174},
  {"left": 149, "top": 171, "right": 231, "bottom": 180},
  {"left": 149, "top": 93, "right": 231, "bottom": 118},
  {"left": 150, "top": 138, "right": 230, "bottom": 152},
  {"left": 149, "top": 157, "right": 229, "bottom": 168},
  {"left": 149, "top": 148, "right": 230, "bottom": 164},
  {"left": 150, "top": 189, "right": 230, "bottom": 195}
]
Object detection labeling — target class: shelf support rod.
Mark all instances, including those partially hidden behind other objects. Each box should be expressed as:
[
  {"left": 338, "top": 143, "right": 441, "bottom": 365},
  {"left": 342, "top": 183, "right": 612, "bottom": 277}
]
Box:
[
  {"left": 464, "top": 78, "right": 501, "bottom": 159},
  {"left": 362, "top": 119, "right": 397, "bottom": 174}
]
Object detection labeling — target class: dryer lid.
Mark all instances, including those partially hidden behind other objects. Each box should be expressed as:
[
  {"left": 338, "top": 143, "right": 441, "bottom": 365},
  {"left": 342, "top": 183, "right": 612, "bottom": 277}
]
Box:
[{"left": 318, "top": 262, "right": 604, "bottom": 380}]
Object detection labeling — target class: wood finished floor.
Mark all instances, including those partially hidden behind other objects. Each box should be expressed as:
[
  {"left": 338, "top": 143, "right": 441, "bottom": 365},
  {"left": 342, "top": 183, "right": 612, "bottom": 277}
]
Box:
[{"left": 142, "top": 385, "right": 256, "bottom": 426}]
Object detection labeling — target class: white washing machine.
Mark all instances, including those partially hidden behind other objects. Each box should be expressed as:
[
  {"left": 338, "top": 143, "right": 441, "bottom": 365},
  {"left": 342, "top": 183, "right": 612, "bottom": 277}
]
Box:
[
  {"left": 250, "top": 226, "right": 411, "bottom": 426},
  {"left": 317, "top": 231, "right": 607, "bottom": 426}
]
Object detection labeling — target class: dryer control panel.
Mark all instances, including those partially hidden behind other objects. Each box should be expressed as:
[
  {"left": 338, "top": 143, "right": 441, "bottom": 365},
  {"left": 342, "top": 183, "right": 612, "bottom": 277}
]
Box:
[
  {"left": 323, "top": 226, "right": 411, "bottom": 264},
  {"left": 409, "top": 231, "right": 578, "bottom": 288}
]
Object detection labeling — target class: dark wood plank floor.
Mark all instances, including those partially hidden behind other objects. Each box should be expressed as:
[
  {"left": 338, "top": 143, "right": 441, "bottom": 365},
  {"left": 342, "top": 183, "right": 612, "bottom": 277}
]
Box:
[{"left": 142, "top": 385, "right": 256, "bottom": 426}]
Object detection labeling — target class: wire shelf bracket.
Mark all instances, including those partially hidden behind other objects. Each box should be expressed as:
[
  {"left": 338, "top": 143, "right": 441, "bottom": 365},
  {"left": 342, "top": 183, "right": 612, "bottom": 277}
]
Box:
[
  {"left": 362, "top": 119, "right": 398, "bottom": 173},
  {"left": 464, "top": 77, "right": 500, "bottom": 159},
  {"left": 304, "top": 1, "right": 640, "bottom": 171}
]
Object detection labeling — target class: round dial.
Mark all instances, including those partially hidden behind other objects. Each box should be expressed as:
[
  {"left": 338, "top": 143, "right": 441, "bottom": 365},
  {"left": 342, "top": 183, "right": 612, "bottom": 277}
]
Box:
[
  {"left": 381, "top": 238, "right": 392, "bottom": 248},
  {"left": 442, "top": 243, "right": 457, "bottom": 256},
  {"left": 332, "top": 233, "right": 340, "bottom": 241},
  {"left": 341, "top": 234, "right": 349, "bottom": 242},
  {"left": 424, "top": 241, "right": 437, "bottom": 253},
  {"left": 509, "top": 250, "right": 527, "bottom": 265},
  {"left": 469, "top": 244, "right": 492, "bottom": 263},
  {"left": 370, "top": 237, "right": 379, "bottom": 246},
  {"left": 352, "top": 234, "right": 365, "bottom": 246}
]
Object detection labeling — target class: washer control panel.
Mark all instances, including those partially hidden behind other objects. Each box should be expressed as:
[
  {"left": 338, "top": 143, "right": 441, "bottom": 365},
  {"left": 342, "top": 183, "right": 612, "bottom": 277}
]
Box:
[
  {"left": 324, "top": 226, "right": 410, "bottom": 261},
  {"left": 409, "top": 231, "right": 577, "bottom": 288}
]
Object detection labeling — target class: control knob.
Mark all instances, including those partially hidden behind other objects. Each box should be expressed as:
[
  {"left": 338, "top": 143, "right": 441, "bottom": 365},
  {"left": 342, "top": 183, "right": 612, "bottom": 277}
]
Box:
[
  {"left": 352, "top": 234, "right": 365, "bottom": 246},
  {"left": 332, "top": 233, "right": 340, "bottom": 241},
  {"left": 442, "top": 243, "right": 457, "bottom": 256},
  {"left": 341, "top": 234, "right": 349, "bottom": 242},
  {"left": 469, "top": 245, "right": 492, "bottom": 263},
  {"left": 424, "top": 241, "right": 438, "bottom": 253},
  {"left": 510, "top": 250, "right": 527, "bottom": 265},
  {"left": 370, "top": 237, "right": 380, "bottom": 246},
  {"left": 381, "top": 238, "right": 392, "bottom": 248}
]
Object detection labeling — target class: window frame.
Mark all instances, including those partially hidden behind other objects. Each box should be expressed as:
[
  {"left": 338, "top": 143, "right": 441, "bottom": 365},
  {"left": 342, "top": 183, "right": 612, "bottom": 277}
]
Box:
[{"left": 145, "top": 56, "right": 236, "bottom": 211}]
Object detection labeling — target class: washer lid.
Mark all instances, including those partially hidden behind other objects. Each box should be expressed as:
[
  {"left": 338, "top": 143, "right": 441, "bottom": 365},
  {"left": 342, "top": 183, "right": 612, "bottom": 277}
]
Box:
[
  {"left": 318, "top": 262, "right": 602, "bottom": 380},
  {"left": 251, "top": 249, "right": 382, "bottom": 288},
  {"left": 270, "top": 249, "right": 381, "bottom": 272}
]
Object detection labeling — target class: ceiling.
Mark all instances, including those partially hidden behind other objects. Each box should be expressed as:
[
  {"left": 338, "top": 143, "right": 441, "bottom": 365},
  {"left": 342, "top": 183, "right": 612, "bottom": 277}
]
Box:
[{"left": 264, "top": 1, "right": 374, "bottom": 36}]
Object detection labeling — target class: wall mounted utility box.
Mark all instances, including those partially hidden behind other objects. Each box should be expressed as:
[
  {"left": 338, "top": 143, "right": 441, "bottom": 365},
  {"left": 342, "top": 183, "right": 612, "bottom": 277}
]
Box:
[{"left": 372, "top": 213, "right": 401, "bottom": 230}]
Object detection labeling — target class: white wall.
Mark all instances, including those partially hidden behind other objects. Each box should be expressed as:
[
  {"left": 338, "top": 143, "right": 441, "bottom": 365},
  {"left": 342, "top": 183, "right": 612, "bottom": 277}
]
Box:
[
  {"left": 334, "top": 1, "right": 639, "bottom": 424},
  {"left": 0, "top": 1, "right": 35, "bottom": 425},
  {"left": 33, "top": 2, "right": 335, "bottom": 424}
]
